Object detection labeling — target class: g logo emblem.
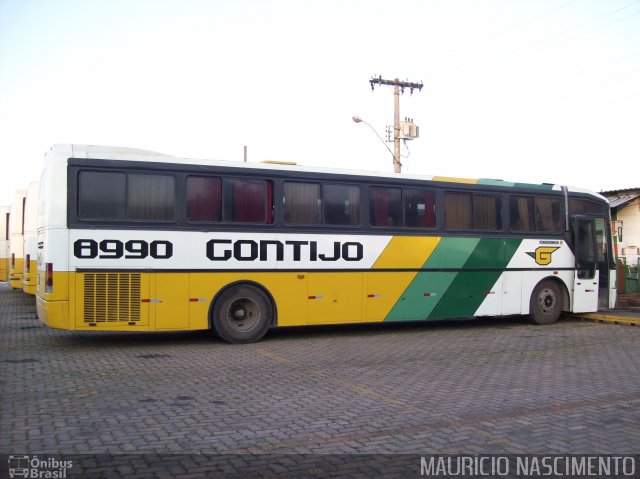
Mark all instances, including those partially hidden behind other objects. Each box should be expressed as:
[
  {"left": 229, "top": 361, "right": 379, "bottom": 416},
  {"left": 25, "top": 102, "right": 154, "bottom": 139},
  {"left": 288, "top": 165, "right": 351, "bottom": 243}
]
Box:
[{"left": 527, "top": 246, "right": 559, "bottom": 266}]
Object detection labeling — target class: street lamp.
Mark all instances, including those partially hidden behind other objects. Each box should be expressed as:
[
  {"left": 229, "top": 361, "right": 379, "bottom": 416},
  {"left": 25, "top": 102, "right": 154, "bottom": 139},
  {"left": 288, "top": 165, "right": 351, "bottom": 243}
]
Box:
[{"left": 352, "top": 115, "right": 401, "bottom": 173}]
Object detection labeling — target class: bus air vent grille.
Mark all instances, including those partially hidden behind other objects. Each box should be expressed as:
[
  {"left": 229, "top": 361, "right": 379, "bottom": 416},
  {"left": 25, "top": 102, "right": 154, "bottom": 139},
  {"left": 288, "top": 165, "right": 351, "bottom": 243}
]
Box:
[{"left": 83, "top": 273, "right": 141, "bottom": 323}]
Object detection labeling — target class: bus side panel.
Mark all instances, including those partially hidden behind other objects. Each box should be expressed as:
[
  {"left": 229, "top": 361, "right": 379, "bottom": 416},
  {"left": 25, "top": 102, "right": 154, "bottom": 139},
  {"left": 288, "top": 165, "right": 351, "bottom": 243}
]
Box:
[
  {"left": 0, "top": 256, "right": 7, "bottom": 282},
  {"left": 189, "top": 272, "right": 308, "bottom": 329},
  {"left": 0, "top": 206, "right": 9, "bottom": 282},
  {"left": 22, "top": 258, "right": 38, "bottom": 295},
  {"left": 9, "top": 257, "right": 24, "bottom": 289},
  {"left": 499, "top": 272, "right": 523, "bottom": 315},
  {"left": 384, "top": 237, "right": 480, "bottom": 321},
  {"left": 365, "top": 272, "right": 419, "bottom": 322},
  {"left": 154, "top": 272, "right": 189, "bottom": 330},
  {"left": 473, "top": 276, "right": 502, "bottom": 317},
  {"left": 370, "top": 235, "right": 441, "bottom": 322},
  {"left": 72, "top": 271, "right": 151, "bottom": 329},
  {"left": 385, "top": 238, "right": 522, "bottom": 320},
  {"left": 307, "top": 272, "right": 363, "bottom": 324},
  {"left": 503, "top": 239, "right": 575, "bottom": 315}
]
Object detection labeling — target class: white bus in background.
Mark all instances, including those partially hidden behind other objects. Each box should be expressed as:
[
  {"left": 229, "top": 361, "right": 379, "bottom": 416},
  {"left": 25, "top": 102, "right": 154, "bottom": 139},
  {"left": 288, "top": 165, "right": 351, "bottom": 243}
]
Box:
[
  {"left": 22, "top": 181, "right": 40, "bottom": 295},
  {"left": 9, "top": 189, "right": 27, "bottom": 289},
  {"left": 0, "top": 205, "right": 10, "bottom": 282}
]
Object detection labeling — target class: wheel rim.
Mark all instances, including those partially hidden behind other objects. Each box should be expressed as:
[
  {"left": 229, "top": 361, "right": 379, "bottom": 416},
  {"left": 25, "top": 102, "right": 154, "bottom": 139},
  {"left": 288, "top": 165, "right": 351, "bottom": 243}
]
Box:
[
  {"left": 225, "top": 296, "right": 261, "bottom": 333},
  {"left": 537, "top": 287, "right": 557, "bottom": 315}
]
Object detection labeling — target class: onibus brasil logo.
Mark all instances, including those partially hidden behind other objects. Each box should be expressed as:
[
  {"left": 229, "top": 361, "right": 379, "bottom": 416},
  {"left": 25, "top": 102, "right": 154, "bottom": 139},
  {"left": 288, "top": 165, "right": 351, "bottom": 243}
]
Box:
[
  {"left": 527, "top": 245, "right": 560, "bottom": 266},
  {"left": 8, "top": 455, "right": 72, "bottom": 478}
]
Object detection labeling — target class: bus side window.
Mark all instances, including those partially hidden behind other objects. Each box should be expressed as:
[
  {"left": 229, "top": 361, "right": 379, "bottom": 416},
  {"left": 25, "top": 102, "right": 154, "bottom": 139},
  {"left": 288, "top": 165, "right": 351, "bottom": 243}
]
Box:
[
  {"left": 444, "top": 192, "right": 472, "bottom": 230},
  {"left": 534, "top": 197, "right": 562, "bottom": 232},
  {"left": 186, "top": 176, "right": 222, "bottom": 222},
  {"left": 78, "top": 171, "right": 126, "bottom": 220},
  {"left": 474, "top": 194, "right": 502, "bottom": 230},
  {"left": 224, "top": 178, "right": 273, "bottom": 224},
  {"left": 323, "top": 184, "right": 360, "bottom": 226},
  {"left": 128, "top": 174, "right": 176, "bottom": 221},
  {"left": 370, "top": 186, "right": 401, "bottom": 227},
  {"left": 405, "top": 189, "right": 436, "bottom": 228},
  {"left": 283, "top": 182, "right": 321, "bottom": 225},
  {"left": 510, "top": 195, "right": 536, "bottom": 232}
]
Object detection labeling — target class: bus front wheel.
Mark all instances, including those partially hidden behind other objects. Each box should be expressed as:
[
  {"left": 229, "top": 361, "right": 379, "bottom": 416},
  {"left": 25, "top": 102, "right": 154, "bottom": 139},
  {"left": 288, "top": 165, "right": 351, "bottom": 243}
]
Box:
[
  {"left": 212, "top": 284, "right": 273, "bottom": 344},
  {"left": 529, "top": 280, "right": 563, "bottom": 325}
]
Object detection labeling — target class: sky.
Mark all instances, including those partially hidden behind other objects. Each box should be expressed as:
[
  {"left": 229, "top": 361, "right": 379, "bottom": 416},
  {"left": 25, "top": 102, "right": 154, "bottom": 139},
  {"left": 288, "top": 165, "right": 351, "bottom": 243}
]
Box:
[{"left": 0, "top": 0, "right": 639, "bottom": 206}]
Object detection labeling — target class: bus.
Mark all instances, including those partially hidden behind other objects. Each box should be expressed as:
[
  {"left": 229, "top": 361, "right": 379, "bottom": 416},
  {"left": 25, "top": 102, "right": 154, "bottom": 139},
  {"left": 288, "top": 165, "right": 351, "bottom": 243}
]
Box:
[
  {"left": 9, "top": 189, "right": 27, "bottom": 289},
  {"left": 0, "top": 205, "right": 10, "bottom": 282},
  {"left": 22, "top": 181, "right": 40, "bottom": 294},
  {"left": 36, "top": 144, "right": 616, "bottom": 343}
]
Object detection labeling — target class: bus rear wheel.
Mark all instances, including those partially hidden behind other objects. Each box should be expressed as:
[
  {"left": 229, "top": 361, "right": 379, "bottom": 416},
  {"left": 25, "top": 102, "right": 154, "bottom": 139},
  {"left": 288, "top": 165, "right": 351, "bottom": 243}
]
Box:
[
  {"left": 212, "top": 284, "right": 272, "bottom": 344},
  {"left": 529, "top": 280, "right": 563, "bottom": 325}
]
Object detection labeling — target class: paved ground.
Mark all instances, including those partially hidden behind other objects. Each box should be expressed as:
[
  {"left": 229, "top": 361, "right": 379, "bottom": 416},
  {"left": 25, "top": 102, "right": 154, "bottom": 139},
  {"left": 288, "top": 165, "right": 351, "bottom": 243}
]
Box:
[{"left": 1, "top": 282, "right": 640, "bottom": 477}]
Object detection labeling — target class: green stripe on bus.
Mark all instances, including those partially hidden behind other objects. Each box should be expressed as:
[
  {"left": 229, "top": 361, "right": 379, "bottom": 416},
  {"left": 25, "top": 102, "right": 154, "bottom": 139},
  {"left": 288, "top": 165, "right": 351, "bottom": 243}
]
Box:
[
  {"left": 427, "top": 238, "right": 522, "bottom": 319},
  {"left": 477, "top": 179, "right": 516, "bottom": 187},
  {"left": 384, "top": 237, "right": 479, "bottom": 322},
  {"left": 512, "top": 182, "right": 555, "bottom": 190}
]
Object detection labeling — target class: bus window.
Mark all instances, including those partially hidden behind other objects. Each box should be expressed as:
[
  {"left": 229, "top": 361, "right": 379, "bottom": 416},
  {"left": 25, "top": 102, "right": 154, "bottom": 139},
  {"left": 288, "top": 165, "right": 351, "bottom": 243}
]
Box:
[
  {"left": 186, "top": 176, "right": 222, "bottom": 222},
  {"left": 405, "top": 189, "right": 436, "bottom": 228},
  {"left": 511, "top": 195, "right": 562, "bottom": 233},
  {"left": 224, "top": 178, "right": 273, "bottom": 224},
  {"left": 474, "top": 194, "right": 502, "bottom": 230},
  {"left": 324, "top": 184, "right": 360, "bottom": 226},
  {"left": 78, "top": 171, "right": 126, "bottom": 219},
  {"left": 283, "top": 182, "right": 321, "bottom": 225},
  {"left": 444, "top": 192, "right": 472, "bottom": 229},
  {"left": 573, "top": 219, "right": 596, "bottom": 279},
  {"left": 510, "top": 196, "right": 535, "bottom": 232},
  {"left": 570, "top": 198, "right": 606, "bottom": 215},
  {"left": 534, "top": 197, "right": 562, "bottom": 232},
  {"left": 128, "top": 174, "right": 176, "bottom": 221},
  {"left": 370, "top": 186, "right": 401, "bottom": 227}
]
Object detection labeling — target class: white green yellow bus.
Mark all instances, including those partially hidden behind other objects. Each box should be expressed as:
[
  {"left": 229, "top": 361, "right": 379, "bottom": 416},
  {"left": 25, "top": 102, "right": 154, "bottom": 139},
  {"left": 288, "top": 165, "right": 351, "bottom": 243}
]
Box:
[
  {"left": 0, "top": 205, "right": 10, "bottom": 282},
  {"left": 9, "top": 189, "right": 27, "bottom": 289},
  {"left": 36, "top": 144, "right": 616, "bottom": 343},
  {"left": 22, "top": 181, "right": 40, "bottom": 295}
]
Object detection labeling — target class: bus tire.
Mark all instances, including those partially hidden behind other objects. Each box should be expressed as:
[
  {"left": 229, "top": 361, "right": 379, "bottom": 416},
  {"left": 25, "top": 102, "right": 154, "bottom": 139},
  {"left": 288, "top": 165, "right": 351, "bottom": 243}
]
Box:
[
  {"left": 529, "top": 280, "right": 563, "bottom": 325},
  {"left": 212, "top": 284, "right": 272, "bottom": 344}
]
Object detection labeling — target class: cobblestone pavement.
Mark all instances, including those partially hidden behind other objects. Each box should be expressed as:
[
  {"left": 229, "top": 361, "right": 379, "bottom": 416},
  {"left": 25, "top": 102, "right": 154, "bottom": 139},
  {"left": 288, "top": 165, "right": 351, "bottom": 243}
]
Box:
[{"left": 1, "top": 283, "right": 640, "bottom": 477}]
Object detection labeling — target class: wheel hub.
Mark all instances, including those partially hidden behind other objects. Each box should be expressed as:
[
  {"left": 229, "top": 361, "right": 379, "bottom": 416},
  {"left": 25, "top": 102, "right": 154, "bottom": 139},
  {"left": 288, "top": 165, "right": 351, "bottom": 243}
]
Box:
[{"left": 540, "top": 289, "right": 556, "bottom": 313}]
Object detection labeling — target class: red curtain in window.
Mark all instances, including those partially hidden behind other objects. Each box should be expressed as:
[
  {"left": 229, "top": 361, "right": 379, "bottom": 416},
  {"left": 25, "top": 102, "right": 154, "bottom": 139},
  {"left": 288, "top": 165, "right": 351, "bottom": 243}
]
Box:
[
  {"left": 186, "top": 177, "right": 221, "bottom": 221},
  {"left": 424, "top": 191, "right": 435, "bottom": 227},
  {"left": 232, "top": 180, "right": 271, "bottom": 223},
  {"left": 373, "top": 188, "right": 389, "bottom": 226},
  {"left": 266, "top": 181, "right": 273, "bottom": 224}
]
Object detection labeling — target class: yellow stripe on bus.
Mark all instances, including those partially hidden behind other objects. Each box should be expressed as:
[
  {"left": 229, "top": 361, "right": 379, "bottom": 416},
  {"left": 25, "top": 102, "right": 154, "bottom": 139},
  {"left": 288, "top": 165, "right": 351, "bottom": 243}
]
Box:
[
  {"left": 366, "top": 236, "right": 441, "bottom": 322},
  {"left": 372, "top": 236, "right": 441, "bottom": 270},
  {"left": 431, "top": 176, "right": 478, "bottom": 185}
]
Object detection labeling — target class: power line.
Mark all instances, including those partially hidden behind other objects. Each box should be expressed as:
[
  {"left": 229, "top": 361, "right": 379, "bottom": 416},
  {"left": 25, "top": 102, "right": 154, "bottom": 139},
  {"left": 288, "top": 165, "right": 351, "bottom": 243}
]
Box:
[
  {"left": 464, "top": 0, "right": 581, "bottom": 47},
  {"left": 429, "top": 0, "right": 640, "bottom": 87},
  {"left": 539, "top": 0, "right": 640, "bottom": 50}
]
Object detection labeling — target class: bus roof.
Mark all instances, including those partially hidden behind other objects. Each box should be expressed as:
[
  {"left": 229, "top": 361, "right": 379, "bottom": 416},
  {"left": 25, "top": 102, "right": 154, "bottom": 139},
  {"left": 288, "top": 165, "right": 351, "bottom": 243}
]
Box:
[{"left": 46, "top": 144, "right": 606, "bottom": 201}]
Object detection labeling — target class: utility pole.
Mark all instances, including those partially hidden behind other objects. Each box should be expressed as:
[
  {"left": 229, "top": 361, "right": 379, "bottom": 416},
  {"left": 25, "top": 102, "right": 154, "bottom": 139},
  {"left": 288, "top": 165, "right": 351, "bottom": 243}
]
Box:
[{"left": 369, "top": 76, "right": 423, "bottom": 173}]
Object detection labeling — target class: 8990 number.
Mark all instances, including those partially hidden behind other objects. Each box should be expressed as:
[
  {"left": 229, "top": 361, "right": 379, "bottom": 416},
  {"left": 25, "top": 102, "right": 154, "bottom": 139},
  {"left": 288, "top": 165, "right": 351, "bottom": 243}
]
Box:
[{"left": 73, "top": 239, "right": 173, "bottom": 259}]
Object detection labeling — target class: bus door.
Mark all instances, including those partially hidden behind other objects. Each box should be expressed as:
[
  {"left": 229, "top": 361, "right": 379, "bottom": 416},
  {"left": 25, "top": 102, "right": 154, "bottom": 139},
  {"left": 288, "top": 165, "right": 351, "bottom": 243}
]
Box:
[
  {"left": 594, "top": 217, "right": 614, "bottom": 309},
  {"left": 571, "top": 217, "right": 599, "bottom": 313}
]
